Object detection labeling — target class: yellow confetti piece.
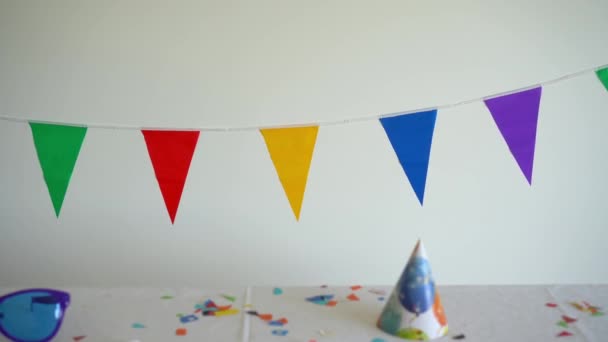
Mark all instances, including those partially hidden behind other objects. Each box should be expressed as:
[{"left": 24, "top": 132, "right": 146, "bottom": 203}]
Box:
[
  {"left": 215, "top": 308, "right": 240, "bottom": 317},
  {"left": 243, "top": 304, "right": 253, "bottom": 308}
]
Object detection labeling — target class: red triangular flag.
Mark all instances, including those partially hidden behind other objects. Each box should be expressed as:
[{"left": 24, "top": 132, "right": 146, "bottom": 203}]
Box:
[
  {"left": 142, "top": 130, "right": 200, "bottom": 224},
  {"left": 557, "top": 331, "right": 573, "bottom": 337}
]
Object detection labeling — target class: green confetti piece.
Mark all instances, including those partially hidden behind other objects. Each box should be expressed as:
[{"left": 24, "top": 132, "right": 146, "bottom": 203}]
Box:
[
  {"left": 222, "top": 294, "right": 236, "bottom": 302},
  {"left": 161, "top": 295, "right": 174, "bottom": 299},
  {"left": 592, "top": 311, "right": 604, "bottom": 317},
  {"left": 176, "top": 313, "right": 184, "bottom": 318},
  {"left": 557, "top": 321, "right": 569, "bottom": 328},
  {"left": 132, "top": 323, "right": 145, "bottom": 329}
]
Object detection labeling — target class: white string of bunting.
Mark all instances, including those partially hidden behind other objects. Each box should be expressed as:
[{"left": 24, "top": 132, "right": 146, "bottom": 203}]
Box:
[{"left": 0, "top": 63, "right": 606, "bottom": 131}]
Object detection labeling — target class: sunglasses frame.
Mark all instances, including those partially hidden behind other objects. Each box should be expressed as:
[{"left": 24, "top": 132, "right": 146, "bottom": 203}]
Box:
[{"left": 0, "top": 289, "right": 70, "bottom": 342}]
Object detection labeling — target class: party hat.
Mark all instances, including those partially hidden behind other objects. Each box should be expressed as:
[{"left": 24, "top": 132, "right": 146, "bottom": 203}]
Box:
[{"left": 377, "top": 240, "right": 448, "bottom": 340}]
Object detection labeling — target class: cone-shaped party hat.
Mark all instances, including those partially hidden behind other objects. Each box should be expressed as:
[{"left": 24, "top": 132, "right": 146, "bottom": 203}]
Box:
[{"left": 377, "top": 240, "right": 448, "bottom": 340}]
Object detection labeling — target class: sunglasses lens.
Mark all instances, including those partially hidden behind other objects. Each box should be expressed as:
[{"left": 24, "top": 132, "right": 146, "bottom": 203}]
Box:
[{"left": 0, "top": 291, "right": 66, "bottom": 342}]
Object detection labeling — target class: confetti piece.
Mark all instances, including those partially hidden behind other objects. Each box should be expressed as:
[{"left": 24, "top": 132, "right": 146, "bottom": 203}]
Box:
[
  {"left": 562, "top": 315, "right": 577, "bottom": 324},
  {"left": 217, "top": 305, "right": 232, "bottom": 311},
  {"left": 215, "top": 308, "right": 240, "bottom": 317},
  {"left": 176, "top": 313, "right": 184, "bottom": 318},
  {"left": 570, "top": 301, "right": 603, "bottom": 315},
  {"left": 269, "top": 320, "right": 284, "bottom": 326},
  {"left": 592, "top": 312, "right": 605, "bottom": 317},
  {"left": 203, "top": 311, "right": 216, "bottom": 316},
  {"left": 205, "top": 299, "right": 218, "bottom": 308},
  {"left": 368, "top": 289, "right": 387, "bottom": 296},
  {"left": 306, "top": 294, "right": 335, "bottom": 305},
  {"left": 222, "top": 294, "right": 236, "bottom": 302},
  {"left": 557, "top": 331, "right": 573, "bottom": 337},
  {"left": 351, "top": 285, "right": 362, "bottom": 291},
  {"left": 278, "top": 317, "right": 288, "bottom": 325},
  {"left": 246, "top": 310, "right": 259, "bottom": 316},
  {"left": 175, "top": 328, "right": 187, "bottom": 336},
  {"left": 546, "top": 302, "right": 558, "bottom": 308},
  {"left": 371, "top": 339, "right": 386, "bottom": 342},
  {"left": 73, "top": 336, "right": 86, "bottom": 341},
  {"left": 161, "top": 295, "right": 174, "bottom": 300},
  {"left": 180, "top": 314, "right": 198, "bottom": 323},
  {"left": 272, "top": 329, "right": 289, "bottom": 336},
  {"left": 258, "top": 313, "right": 273, "bottom": 321},
  {"left": 452, "top": 334, "right": 466, "bottom": 340},
  {"left": 243, "top": 304, "right": 253, "bottom": 309},
  {"left": 347, "top": 293, "right": 360, "bottom": 301},
  {"left": 320, "top": 285, "right": 328, "bottom": 288},
  {"left": 326, "top": 300, "right": 338, "bottom": 307},
  {"left": 318, "top": 330, "right": 333, "bottom": 336},
  {"left": 378, "top": 297, "right": 385, "bottom": 301},
  {"left": 557, "top": 321, "right": 569, "bottom": 328},
  {"left": 131, "top": 323, "right": 145, "bottom": 329},
  {"left": 273, "top": 287, "right": 284, "bottom": 295},
  {"left": 308, "top": 340, "right": 318, "bottom": 342}
]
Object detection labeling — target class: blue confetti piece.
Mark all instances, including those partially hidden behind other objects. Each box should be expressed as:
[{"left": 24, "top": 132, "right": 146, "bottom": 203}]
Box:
[
  {"left": 371, "top": 338, "right": 386, "bottom": 342},
  {"left": 180, "top": 314, "right": 199, "bottom": 323},
  {"left": 268, "top": 320, "right": 284, "bottom": 326},
  {"left": 306, "top": 294, "right": 334, "bottom": 305},
  {"left": 273, "top": 287, "right": 283, "bottom": 295},
  {"left": 272, "top": 329, "right": 289, "bottom": 336},
  {"left": 378, "top": 297, "right": 385, "bottom": 301}
]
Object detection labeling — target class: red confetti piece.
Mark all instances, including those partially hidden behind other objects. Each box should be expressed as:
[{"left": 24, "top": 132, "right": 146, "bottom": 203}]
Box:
[
  {"left": 326, "top": 300, "right": 337, "bottom": 307},
  {"left": 557, "top": 331, "right": 573, "bottom": 337},
  {"left": 73, "top": 336, "right": 86, "bottom": 341},
  {"left": 546, "top": 302, "right": 558, "bottom": 308},
  {"left": 351, "top": 285, "right": 362, "bottom": 291},
  {"left": 347, "top": 293, "right": 360, "bottom": 301},
  {"left": 258, "top": 313, "right": 273, "bottom": 321},
  {"left": 562, "top": 315, "right": 577, "bottom": 324},
  {"left": 194, "top": 308, "right": 202, "bottom": 314},
  {"left": 278, "top": 318, "right": 289, "bottom": 325},
  {"left": 217, "top": 305, "right": 232, "bottom": 311},
  {"left": 176, "top": 328, "right": 188, "bottom": 336}
]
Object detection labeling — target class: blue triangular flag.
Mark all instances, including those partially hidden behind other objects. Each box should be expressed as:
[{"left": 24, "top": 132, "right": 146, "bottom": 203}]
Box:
[{"left": 380, "top": 110, "right": 437, "bottom": 205}]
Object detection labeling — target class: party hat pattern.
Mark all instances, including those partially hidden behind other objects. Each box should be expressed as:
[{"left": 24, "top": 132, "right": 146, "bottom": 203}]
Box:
[{"left": 378, "top": 240, "right": 448, "bottom": 340}]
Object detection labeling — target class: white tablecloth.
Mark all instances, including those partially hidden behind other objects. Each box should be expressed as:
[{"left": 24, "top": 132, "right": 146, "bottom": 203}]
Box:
[{"left": 1, "top": 285, "right": 606, "bottom": 341}]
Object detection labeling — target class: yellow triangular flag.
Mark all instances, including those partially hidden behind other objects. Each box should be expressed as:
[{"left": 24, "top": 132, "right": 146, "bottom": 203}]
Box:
[{"left": 260, "top": 126, "right": 319, "bottom": 221}]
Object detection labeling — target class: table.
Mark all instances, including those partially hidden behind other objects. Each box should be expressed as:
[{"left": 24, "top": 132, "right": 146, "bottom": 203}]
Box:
[{"left": 1, "top": 285, "right": 606, "bottom": 341}]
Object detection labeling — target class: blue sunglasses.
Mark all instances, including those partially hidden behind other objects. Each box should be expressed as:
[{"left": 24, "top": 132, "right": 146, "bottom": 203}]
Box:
[{"left": 0, "top": 289, "right": 70, "bottom": 342}]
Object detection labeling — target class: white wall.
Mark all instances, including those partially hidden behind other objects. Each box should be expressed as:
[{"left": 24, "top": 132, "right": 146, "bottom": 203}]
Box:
[{"left": 1, "top": 0, "right": 607, "bottom": 287}]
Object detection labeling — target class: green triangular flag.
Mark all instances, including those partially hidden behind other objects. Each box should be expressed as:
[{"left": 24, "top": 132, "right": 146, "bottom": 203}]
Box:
[
  {"left": 597, "top": 67, "right": 608, "bottom": 91},
  {"left": 30, "top": 123, "right": 87, "bottom": 217}
]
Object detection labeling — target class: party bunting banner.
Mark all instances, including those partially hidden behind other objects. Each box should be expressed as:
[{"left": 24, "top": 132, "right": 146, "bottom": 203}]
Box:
[
  {"left": 380, "top": 110, "right": 437, "bottom": 205},
  {"left": 30, "top": 122, "right": 87, "bottom": 217},
  {"left": 484, "top": 87, "right": 542, "bottom": 185},
  {"left": 598, "top": 67, "right": 608, "bottom": 91},
  {"left": 5, "top": 65, "right": 606, "bottom": 223},
  {"left": 260, "top": 126, "right": 319, "bottom": 221},
  {"left": 142, "top": 130, "right": 200, "bottom": 224}
]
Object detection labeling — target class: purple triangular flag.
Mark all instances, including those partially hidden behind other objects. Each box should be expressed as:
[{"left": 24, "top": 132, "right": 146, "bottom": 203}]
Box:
[{"left": 484, "top": 87, "right": 542, "bottom": 185}]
